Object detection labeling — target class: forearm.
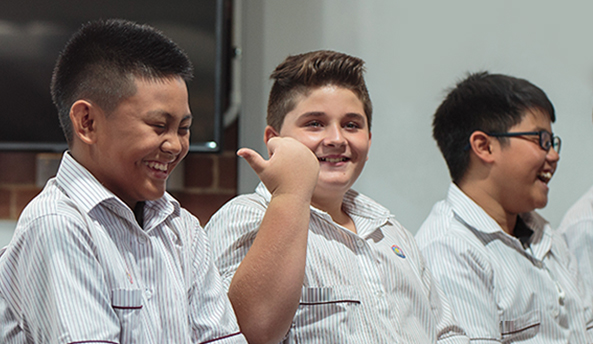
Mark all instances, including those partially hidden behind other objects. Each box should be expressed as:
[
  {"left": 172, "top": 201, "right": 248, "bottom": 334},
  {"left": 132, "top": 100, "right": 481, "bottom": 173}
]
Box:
[{"left": 228, "top": 193, "right": 310, "bottom": 344}]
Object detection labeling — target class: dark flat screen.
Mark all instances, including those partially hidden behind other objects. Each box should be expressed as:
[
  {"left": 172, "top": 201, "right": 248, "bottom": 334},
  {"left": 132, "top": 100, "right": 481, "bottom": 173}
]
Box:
[{"left": 0, "top": 0, "right": 230, "bottom": 152}]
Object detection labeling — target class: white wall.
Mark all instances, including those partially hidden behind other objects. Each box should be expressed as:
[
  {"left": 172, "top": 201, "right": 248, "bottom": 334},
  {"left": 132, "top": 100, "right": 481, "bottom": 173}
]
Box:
[
  {"left": 0, "top": 221, "right": 16, "bottom": 247},
  {"left": 239, "top": 0, "right": 593, "bottom": 233}
]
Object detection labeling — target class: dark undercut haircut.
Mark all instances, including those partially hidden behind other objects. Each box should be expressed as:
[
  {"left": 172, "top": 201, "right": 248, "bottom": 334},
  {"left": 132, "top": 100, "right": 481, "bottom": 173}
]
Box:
[
  {"left": 432, "top": 71, "right": 555, "bottom": 184},
  {"left": 267, "top": 50, "right": 372, "bottom": 132},
  {"left": 50, "top": 18, "right": 194, "bottom": 145}
]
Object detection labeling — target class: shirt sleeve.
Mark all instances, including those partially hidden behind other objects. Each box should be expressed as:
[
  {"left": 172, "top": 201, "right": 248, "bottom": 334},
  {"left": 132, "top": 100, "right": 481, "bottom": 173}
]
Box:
[
  {"left": 204, "top": 197, "right": 266, "bottom": 290},
  {"left": 0, "top": 290, "right": 27, "bottom": 343},
  {"left": 557, "top": 220, "right": 593, "bottom": 337},
  {"left": 421, "top": 264, "right": 470, "bottom": 344},
  {"left": 187, "top": 219, "right": 247, "bottom": 344},
  {"left": 420, "top": 236, "right": 501, "bottom": 343},
  {"left": 0, "top": 213, "right": 121, "bottom": 343},
  {"left": 560, "top": 218, "right": 593, "bottom": 293},
  {"left": 396, "top": 225, "right": 469, "bottom": 344}
]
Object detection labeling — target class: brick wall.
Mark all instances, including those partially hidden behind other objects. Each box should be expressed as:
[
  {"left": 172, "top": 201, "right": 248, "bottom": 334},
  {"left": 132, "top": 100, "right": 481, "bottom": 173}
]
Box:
[{"left": 0, "top": 120, "right": 239, "bottom": 226}]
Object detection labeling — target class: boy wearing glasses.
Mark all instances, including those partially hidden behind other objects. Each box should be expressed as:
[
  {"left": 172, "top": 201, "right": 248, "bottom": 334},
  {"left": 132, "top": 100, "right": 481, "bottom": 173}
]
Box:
[{"left": 415, "top": 71, "right": 593, "bottom": 342}]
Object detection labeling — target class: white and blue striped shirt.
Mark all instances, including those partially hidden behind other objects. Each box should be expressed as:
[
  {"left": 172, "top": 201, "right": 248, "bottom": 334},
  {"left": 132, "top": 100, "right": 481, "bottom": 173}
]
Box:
[
  {"left": 416, "top": 183, "right": 593, "bottom": 343},
  {"left": 206, "top": 183, "right": 469, "bottom": 343},
  {"left": 559, "top": 185, "right": 593, "bottom": 296},
  {"left": 0, "top": 152, "right": 246, "bottom": 344}
]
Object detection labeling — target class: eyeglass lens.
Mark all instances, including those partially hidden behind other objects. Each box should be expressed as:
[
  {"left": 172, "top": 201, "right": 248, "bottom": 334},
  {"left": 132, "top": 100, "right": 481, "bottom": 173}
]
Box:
[{"left": 540, "top": 131, "right": 561, "bottom": 153}]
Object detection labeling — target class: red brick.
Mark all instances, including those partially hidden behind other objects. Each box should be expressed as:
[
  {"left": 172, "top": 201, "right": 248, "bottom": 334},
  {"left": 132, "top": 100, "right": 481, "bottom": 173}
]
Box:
[
  {"left": 222, "top": 119, "right": 239, "bottom": 152},
  {"left": 14, "top": 188, "right": 41, "bottom": 218},
  {"left": 184, "top": 154, "right": 214, "bottom": 188},
  {"left": 0, "top": 188, "right": 10, "bottom": 218},
  {"left": 0, "top": 152, "right": 36, "bottom": 184},
  {"left": 171, "top": 192, "right": 235, "bottom": 225},
  {"left": 218, "top": 154, "right": 237, "bottom": 190}
]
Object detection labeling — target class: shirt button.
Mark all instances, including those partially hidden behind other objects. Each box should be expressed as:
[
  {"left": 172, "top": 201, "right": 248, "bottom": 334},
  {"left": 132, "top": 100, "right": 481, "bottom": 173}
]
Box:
[
  {"left": 356, "top": 240, "right": 365, "bottom": 248},
  {"left": 145, "top": 289, "right": 153, "bottom": 299},
  {"left": 139, "top": 236, "right": 148, "bottom": 244}
]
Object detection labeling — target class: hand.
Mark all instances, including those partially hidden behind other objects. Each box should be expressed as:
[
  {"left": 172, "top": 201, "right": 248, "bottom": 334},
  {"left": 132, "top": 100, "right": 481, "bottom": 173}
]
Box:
[{"left": 237, "top": 137, "right": 320, "bottom": 199}]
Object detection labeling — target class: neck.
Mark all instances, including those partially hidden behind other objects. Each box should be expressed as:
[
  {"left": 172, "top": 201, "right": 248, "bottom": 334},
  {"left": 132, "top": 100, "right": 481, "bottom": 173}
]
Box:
[
  {"left": 311, "top": 192, "right": 356, "bottom": 233},
  {"left": 457, "top": 180, "right": 517, "bottom": 235}
]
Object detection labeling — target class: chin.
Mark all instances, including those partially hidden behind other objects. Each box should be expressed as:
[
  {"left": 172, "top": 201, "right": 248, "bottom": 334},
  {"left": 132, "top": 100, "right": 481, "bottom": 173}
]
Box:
[
  {"left": 318, "top": 179, "right": 352, "bottom": 189},
  {"left": 532, "top": 198, "right": 549, "bottom": 210},
  {"left": 143, "top": 187, "right": 167, "bottom": 201}
]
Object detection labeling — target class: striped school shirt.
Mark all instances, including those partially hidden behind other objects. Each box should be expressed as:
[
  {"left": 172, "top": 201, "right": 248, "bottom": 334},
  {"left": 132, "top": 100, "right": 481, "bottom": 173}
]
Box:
[
  {"left": 206, "top": 183, "right": 469, "bottom": 343},
  {"left": 559, "top": 186, "right": 593, "bottom": 296},
  {"left": 0, "top": 152, "right": 246, "bottom": 344},
  {"left": 416, "top": 183, "right": 593, "bottom": 343}
]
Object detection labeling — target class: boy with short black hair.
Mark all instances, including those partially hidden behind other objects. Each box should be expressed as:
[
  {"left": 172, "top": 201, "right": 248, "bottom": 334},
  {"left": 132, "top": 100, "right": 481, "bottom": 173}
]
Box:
[
  {"left": 416, "top": 71, "right": 593, "bottom": 342},
  {"left": 0, "top": 19, "right": 246, "bottom": 343},
  {"left": 206, "top": 50, "right": 469, "bottom": 343}
]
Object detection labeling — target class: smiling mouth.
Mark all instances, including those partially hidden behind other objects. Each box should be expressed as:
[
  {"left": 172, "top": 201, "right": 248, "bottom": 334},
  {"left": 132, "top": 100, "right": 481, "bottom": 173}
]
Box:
[
  {"left": 537, "top": 171, "right": 552, "bottom": 183},
  {"left": 146, "top": 161, "right": 168, "bottom": 172},
  {"left": 318, "top": 157, "right": 349, "bottom": 163}
]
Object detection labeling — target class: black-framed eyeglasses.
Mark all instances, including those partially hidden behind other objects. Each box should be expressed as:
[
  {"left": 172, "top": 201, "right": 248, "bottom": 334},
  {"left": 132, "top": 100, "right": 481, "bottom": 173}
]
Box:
[{"left": 486, "top": 130, "right": 561, "bottom": 153}]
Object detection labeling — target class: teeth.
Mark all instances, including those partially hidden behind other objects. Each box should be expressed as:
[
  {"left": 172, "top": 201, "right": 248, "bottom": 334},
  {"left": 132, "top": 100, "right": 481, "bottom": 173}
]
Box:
[
  {"left": 319, "top": 157, "right": 347, "bottom": 163},
  {"left": 538, "top": 171, "right": 552, "bottom": 182},
  {"left": 146, "top": 162, "right": 168, "bottom": 172}
]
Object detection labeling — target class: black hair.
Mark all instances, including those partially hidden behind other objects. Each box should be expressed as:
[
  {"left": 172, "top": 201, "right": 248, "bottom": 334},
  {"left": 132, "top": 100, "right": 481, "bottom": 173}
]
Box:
[
  {"left": 433, "top": 71, "right": 555, "bottom": 183},
  {"left": 50, "top": 18, "right": 193, "bottom": 145}
]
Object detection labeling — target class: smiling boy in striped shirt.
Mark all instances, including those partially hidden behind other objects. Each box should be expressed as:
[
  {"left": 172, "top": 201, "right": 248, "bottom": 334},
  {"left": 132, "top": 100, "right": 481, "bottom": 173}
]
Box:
[
  {"left": 0, "top": 19, "right": 246, "bottom": 344},
  {"left": 416, "top": 71, "right": 593, "bottom": 343},
  {"left": 206, "top": 50, "right": 469, "bottom": 344}
]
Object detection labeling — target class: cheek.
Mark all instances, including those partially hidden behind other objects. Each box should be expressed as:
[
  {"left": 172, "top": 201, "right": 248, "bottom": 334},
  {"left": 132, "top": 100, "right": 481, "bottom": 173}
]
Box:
[
  {"left": 290, "top": 133, "right": 320, "bottom": 151},
  {"left": 181, "top": 136, "right": 190, "bottom": 150},
  {"left": 352, "top": 136, "right": 371, "bottom": 155}
]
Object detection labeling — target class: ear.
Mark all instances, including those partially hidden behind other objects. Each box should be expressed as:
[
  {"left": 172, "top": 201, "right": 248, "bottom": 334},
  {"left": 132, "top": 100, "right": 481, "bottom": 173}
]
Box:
[
  {"left": 468, "top": 130, "right": 495, "bottom": 163},
  {"left": 366, "top": 131, "right": 372, "bottom": 161},
  {"left": 70, "top": 100, "right": 98, "bottom": 145},
  {"left": 263, "top": 125, "right": 280, "bottom": 144}
]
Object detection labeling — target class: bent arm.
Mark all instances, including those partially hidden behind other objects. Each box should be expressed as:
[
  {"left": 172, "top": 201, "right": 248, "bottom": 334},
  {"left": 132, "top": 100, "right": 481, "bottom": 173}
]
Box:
[
  {"left": 228, "top": 193, "right": 311, "bottom": 343},
  {"left": 228, "top": 138, "right": 319, "bottom": 344}
]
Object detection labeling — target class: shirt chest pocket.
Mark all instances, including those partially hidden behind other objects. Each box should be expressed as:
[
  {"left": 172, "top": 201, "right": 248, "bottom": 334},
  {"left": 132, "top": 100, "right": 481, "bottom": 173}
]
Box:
[
  {"left": 500, "top": 309, "right": 540, "bottom": 343},
  {"left": 289, "top": 286, "right": 361, "bottom": 341},
  {"left": 112, "top": 289, "right": 144, "bottom": 341}
]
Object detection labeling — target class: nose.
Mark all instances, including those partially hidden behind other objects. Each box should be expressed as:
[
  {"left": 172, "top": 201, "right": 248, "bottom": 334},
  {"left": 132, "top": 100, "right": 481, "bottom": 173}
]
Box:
[
  {"left": 161, "top": 133, "right": 183, "bottom": 155},
  {"left": 546, "top": 146, "right": 560, "bottom": 164},
  {"left": 323, "top": 123, "right": 346, "bottom": 147}
]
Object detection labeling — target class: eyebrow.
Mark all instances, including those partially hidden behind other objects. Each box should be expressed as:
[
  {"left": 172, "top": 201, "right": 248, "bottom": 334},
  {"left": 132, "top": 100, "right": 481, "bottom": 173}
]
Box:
[
  {"left": 146, "top": 111, "right": 193, "bottom": 122},
  {"left": 300, "top": 111, "right": 366, "bottom": 122}
]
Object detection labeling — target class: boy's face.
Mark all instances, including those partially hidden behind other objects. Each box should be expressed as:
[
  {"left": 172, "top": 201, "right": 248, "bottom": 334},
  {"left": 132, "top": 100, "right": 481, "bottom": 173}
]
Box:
[
  {"left": 271, "top": 85, "right": 371, "bottom": 198},
  {"left": 491, "top": 108, "right": 559, "bottom": 214},
  {"left": 91, "top": 76, "right": 191, "bottom": 208}
]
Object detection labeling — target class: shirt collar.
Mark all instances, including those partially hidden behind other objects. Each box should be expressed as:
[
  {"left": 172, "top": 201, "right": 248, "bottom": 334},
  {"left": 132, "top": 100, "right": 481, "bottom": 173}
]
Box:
[
  {"left": 254, "top": 182, "right": 392, "bottom": 236},
  {"left": 56, "top": 152, "right": 179, "bottom": 226},
  {"left": 447, "top": 182, "right": 551, "bottom": 259},
  {"left": 56, "top": 151, "right": 121, "bottom": 213}
]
